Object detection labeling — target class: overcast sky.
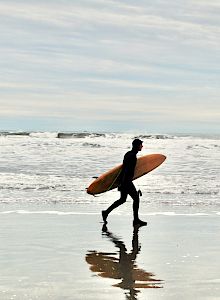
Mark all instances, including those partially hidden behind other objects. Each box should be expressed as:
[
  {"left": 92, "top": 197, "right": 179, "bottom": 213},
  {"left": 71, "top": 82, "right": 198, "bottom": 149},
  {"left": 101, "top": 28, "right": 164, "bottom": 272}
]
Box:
[{"left": 0, "top": 0, "right": 219, "bottom": 133}]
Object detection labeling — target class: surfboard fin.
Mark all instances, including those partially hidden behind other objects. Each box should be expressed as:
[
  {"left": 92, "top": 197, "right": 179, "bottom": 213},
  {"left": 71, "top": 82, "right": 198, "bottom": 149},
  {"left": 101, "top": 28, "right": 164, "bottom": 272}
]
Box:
[{"left": 138, "top": 189, "right": 142, "bottom": 197}]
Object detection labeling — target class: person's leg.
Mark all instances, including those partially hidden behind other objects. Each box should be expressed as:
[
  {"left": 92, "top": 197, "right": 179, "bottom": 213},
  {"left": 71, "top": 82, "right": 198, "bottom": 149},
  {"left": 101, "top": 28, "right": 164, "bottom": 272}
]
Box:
[
  {"left": 128, "top": 183, "right": 147, "bottom": 226},
  {"left": 102, "top": 189, "right": 128, "bottom": 223},
  {"left": 127, "top": 182, "right": 139, "bottom": 221}
]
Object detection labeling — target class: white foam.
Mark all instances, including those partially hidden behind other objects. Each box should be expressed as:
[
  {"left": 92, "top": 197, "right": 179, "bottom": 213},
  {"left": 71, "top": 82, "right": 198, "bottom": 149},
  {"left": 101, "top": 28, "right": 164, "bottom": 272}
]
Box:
[
  {"left": 0, "top": 210, "right": 98, "bottom": 215},
  {"left": 0, "top": 210, "right": 218, "bottom": 216},
  {"left": 142, "top": 212, "right": 210, "bottom": 216},
  {"left": 29, "top": 132, "right": 58, "bottom": 138}
]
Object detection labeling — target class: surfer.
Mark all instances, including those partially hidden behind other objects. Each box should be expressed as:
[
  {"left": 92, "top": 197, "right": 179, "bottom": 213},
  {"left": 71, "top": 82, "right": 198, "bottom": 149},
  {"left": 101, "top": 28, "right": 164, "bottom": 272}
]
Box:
[{"left": 102, "top": 139, "right": 147, "bottom": 226}]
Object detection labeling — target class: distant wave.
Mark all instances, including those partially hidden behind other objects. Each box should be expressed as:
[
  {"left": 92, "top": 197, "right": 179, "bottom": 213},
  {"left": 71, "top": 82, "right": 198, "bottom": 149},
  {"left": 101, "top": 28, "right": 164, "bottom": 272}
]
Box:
[
  {"left": 0, "top": 131, "right": 30, "bottom": 137},
  {"left": 0, "top": 131, "right": 57, "bottom": 138},
  {"left": 0, "top": 131, "right": 107, "bottom": 139},
  {"left": 134, "top": 134, "right": 175, "bottom": 140},
  {"left": 1, "top": 131, "right": 219, "bottom": 141},
  {"left": 57, "top": 132, "right": 106, "bottom": 139},
  {"left": 0, "top": 131, "right": 175, "bottom": 140}
]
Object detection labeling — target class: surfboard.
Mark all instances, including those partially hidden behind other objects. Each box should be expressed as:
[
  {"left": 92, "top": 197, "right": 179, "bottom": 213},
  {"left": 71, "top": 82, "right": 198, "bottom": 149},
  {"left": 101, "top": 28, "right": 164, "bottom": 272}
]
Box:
[{"left": 87, "top": 154, "right": 166, "bottom": 195}]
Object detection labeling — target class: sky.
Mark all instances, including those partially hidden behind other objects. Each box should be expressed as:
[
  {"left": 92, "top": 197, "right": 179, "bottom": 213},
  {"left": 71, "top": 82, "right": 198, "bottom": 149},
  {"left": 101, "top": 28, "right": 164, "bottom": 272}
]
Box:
[{"left": 0, "top": 0, "right": 220, "bottom": 134}]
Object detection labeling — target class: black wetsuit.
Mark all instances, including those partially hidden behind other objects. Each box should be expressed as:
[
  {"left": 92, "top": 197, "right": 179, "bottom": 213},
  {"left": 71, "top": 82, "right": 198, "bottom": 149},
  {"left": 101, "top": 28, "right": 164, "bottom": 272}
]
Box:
[{"left": 105, "top": 148, "right": 140, "bottom": 220}]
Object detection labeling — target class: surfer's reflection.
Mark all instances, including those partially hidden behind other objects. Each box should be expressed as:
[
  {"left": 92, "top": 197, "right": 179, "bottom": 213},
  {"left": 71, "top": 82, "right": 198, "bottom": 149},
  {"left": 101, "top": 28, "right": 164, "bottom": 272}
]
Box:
[{"left": 86, "top": 225, "right": 163, "bottom": 300}]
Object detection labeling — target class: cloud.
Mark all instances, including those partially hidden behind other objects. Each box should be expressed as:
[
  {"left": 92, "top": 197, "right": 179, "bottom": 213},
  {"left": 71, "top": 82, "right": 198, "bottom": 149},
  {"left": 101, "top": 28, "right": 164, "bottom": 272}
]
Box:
[
  {"left": 1, "top": 1, "right": 219, "bottom": 45},
  {"left": 0, "top": 0, "right": 219, "bottom": 133}
]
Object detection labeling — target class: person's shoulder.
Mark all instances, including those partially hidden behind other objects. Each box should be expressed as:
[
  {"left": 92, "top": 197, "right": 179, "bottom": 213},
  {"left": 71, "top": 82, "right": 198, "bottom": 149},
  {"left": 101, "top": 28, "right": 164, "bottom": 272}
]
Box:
[
  {"left": 124, "top": 150, "right": 135, "bottom": 159},
  {"left": 124, "top": 150, "right": 132, "bottom": 156}
]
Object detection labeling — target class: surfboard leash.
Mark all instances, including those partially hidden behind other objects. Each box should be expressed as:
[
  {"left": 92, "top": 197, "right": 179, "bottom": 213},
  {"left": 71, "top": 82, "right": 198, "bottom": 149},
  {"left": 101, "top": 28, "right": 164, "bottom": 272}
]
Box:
[{"left": 106, "top": 169, "right": 122, "bottom": 192}]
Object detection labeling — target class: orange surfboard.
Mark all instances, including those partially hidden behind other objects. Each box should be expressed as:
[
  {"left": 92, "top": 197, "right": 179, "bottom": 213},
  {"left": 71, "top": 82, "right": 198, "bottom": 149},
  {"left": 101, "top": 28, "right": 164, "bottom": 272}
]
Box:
[{"left": 87, "top": 154, "right": 166, "bottom": 195}]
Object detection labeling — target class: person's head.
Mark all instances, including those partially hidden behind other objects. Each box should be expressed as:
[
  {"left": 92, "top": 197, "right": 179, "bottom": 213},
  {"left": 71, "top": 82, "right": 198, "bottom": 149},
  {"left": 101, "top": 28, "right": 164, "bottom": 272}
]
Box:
[{"left": 132, "top": 138, "right": 143, "bottom": 151}]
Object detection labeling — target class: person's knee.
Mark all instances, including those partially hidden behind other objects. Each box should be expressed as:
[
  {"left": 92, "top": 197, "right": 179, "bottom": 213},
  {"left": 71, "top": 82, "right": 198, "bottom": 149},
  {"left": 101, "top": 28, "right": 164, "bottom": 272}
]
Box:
[
  {"left": 118, "top": 198, "right": 126, "bottom": 205},
  {"left": 133, "top": 195, "right": 139, "bottom": 203}
]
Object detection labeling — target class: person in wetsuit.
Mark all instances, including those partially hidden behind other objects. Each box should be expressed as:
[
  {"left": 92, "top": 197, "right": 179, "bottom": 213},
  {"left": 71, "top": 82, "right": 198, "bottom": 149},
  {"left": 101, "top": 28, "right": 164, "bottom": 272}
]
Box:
[{"left": 102, "top": 139, "right": 147, "bottom": 226}]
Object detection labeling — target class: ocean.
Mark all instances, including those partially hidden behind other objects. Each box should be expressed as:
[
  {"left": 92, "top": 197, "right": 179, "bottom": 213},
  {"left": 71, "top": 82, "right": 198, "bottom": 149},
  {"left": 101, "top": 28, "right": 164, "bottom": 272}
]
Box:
[
  {"left": 0, "top": 131, "right": 220, "bottom": 300},
  {"left": 0, "top": 131, "right": 219, "bottom": 215}
]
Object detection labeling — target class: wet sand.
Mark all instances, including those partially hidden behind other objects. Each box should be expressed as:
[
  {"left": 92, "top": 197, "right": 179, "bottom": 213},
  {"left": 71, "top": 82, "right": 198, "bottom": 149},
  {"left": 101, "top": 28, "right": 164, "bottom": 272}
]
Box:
[{"left": 0, "top": 207, "right": 219, "bottom": 300}]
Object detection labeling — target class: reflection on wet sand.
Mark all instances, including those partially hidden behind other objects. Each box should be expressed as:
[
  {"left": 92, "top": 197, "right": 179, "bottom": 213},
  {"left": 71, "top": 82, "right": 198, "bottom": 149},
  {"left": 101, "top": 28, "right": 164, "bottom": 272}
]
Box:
[{"left": 86, "top": 225, "right": 163, "bottom": 299}]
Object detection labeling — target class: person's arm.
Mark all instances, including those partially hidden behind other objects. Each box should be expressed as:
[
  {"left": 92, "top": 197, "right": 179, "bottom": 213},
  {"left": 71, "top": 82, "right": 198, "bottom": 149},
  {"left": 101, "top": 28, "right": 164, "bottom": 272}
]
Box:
[{"left": 122, "top": 152, "right": 137, "bottom": 182}]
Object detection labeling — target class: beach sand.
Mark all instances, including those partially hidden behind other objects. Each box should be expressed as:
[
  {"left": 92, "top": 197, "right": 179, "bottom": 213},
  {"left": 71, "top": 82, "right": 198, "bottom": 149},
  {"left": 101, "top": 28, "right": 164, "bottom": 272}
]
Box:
[{"left": 0, "top": 206, "right": 219, "bottom": 300}]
